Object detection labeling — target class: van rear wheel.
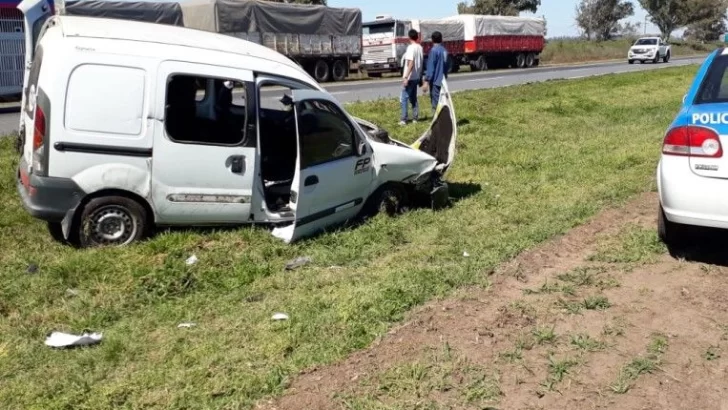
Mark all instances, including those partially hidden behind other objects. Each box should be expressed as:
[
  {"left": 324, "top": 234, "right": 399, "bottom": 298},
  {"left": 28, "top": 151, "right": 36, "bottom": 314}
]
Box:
[{"left": 78, "top": 196, "right": 148, "bottom": 248}]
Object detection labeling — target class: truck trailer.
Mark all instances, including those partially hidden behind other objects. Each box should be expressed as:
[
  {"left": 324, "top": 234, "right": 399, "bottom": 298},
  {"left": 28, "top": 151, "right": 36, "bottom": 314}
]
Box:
[
  {"left": 361, "top": 14, "right": 546, "bottom": 77},
  {"left": 178, "top": 0, "right": 362, "bottom": 83}
]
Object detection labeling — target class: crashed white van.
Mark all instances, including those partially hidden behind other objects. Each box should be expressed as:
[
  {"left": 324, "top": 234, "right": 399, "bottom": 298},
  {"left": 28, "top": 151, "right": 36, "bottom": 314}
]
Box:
[{"left": 15, "top": 0, "right": 457, "bottom": 248}]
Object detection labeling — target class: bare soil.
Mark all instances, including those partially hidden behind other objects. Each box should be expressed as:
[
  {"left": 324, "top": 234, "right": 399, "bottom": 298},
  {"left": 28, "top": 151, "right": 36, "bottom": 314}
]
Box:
[{"left": 259, "top": 192, "right": 728, "bottom": 410}]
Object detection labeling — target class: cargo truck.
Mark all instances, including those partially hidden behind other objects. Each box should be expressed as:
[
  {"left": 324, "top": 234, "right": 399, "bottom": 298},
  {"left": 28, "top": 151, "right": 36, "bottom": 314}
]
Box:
[
  {"left": 177, "top": 0, "right": 363, "bottom": 83},
  {"left": 361, "top": 14, "right": 546, "bottom": 77}
]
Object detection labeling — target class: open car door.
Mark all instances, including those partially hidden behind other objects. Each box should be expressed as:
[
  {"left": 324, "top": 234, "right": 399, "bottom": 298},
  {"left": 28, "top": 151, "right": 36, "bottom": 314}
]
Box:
[
  {"left": 272, "top": 90, "right": 373, "bottom": 243},
  {"left": 412, "top": 79, "right": 457, "bottom": 174}
]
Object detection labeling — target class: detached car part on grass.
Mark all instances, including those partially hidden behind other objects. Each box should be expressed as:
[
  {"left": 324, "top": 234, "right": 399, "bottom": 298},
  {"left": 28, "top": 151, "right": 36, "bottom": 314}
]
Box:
[{"left": 14, "top": 6, "right": 457, "bottom": 248}]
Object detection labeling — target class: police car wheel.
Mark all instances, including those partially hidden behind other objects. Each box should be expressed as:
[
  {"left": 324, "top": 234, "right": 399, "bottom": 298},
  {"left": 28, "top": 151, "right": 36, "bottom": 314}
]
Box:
[{"left": 657, "top": 205, "right": 687, "bottom": 247}]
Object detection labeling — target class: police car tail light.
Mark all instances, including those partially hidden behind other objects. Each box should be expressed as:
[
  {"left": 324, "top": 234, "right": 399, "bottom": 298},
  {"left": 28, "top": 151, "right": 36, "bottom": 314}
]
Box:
[
  {"left": 32, "top": 106, "right": 47, "bottom": 176},
  {"left": 662, "top": 126, "right": 723, "bottom": 158}
]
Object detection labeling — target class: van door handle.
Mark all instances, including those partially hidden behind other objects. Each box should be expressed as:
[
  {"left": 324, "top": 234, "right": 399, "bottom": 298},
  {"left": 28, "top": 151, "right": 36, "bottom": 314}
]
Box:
[
  {"left": 304, "top": 175, "right": 319, "bottom": 186},
  {"left": 230, "top": 155, "right": 244, "bottom": 174}
]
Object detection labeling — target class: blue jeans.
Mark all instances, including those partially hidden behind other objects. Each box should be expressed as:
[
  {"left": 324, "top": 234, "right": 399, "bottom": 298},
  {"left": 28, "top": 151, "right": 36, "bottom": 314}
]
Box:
[
  {"left": 430, "top": 84, "right": 442, "bottom": 115},
  {"left": 400, "top": 80, "right": 420, "bottom": 122}
]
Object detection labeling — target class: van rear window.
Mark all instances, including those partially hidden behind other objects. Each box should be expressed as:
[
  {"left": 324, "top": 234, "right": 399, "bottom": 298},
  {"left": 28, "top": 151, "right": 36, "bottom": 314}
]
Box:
[
  {"left": 65, "top": 64, "right": 146, "bottom": 136},
  {"left": 696, "top": 54, "right": 728, "bottom": 104}
]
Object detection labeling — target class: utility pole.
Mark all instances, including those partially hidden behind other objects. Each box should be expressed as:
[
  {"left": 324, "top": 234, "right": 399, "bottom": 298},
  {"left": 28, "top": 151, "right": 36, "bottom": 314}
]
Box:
[{"left": 644, "top": 15, "right": 647, "bottom": 35}]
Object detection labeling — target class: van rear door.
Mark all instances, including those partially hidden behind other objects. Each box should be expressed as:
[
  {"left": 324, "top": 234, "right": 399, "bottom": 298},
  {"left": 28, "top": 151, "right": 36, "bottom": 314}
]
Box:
[{"left": 17, "top": 0, "right": 51, "bottom": 160}]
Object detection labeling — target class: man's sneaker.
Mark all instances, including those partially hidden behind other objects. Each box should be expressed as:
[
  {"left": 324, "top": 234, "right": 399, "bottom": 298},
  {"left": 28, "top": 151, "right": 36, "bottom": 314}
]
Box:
[{"left": 399, "top": 120, "right": 407, "bottom": 126}]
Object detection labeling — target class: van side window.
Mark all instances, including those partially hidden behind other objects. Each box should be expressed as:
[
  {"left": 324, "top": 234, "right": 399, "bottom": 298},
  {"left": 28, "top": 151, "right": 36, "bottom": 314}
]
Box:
[
  {"left": 297, "top": 99, "right": 355, "bottom": 169},
  {"left": 65, "top": 64, "right": 146, "bottom": 136},
  {"left": 165, "top": 74, "right": 247, "bottom": 146}
]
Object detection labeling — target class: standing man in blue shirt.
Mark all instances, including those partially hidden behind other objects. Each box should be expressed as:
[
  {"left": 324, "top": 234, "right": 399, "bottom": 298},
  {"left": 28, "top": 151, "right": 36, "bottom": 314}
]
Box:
[{"left": 423, "top": 31, "right": 449, "bottom": 116}]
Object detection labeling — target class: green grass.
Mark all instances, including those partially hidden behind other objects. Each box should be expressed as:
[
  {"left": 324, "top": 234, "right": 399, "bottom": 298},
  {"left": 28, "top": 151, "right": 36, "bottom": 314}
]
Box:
[
  {"left": 611, "top": 333, "right": 669, "bottom": 394},
  {"left": 0, "top": 65, "right": 698, "bottom": 409},
  {"left": 590, "top": 225, "right": 668, "bottom": 264},
  {"left": 340, "top": 344, "right": 502, "bottom": 409},
  {"left": 540, "top": 38, "right": 719, "bottom": 65}
]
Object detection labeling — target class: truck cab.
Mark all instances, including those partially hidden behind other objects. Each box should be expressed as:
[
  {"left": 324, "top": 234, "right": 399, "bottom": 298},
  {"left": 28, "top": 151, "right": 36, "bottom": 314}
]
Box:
[
  {"left": 15, "top": 0, "right": 457, "bottom": 248},
  {"left": 361, "top": 16, "right": 411, "bottom": 77},
  {"left": 628, "top": 36, "right": 671, "bottom": 64}
]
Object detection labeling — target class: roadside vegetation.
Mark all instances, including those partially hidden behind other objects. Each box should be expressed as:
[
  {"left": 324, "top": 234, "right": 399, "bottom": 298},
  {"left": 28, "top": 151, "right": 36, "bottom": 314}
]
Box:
[
  {"left": 0, "top": 65, "right": 697, "bottom": 409},
  {"left": 540, "top": 37, "right": 719, "bottom": 65}
]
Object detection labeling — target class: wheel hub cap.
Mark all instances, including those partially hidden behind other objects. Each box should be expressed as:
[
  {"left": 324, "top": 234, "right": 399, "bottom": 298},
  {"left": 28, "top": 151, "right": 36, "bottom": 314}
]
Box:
[{"left": 90, "top": 206, "right": 136, "bottom": 245}]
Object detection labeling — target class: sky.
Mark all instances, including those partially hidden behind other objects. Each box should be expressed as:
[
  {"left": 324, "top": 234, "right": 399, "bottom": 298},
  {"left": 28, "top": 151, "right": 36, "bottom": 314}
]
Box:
[{"left": 328, "top": 0, "right": 660, "bottom": 38}]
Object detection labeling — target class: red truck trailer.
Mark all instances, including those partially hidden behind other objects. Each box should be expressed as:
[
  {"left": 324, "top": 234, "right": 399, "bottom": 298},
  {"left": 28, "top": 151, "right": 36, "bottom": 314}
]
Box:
[{"left": 361, "top": 14, "right": 545, "bottom": 76}]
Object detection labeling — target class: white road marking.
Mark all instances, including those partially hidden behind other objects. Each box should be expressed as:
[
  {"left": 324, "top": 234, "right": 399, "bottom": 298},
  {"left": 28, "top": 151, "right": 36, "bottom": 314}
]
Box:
[{"left": 466, "top": 76, "right": 505, "bottom": 83}]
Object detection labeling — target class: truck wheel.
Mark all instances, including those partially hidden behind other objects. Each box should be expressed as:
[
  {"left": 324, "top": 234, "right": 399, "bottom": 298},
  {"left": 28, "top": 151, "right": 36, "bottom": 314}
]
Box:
[
  {"left": 516, "top": 53, "right": 526, "bottom": 68},
  {"left": 313, "top": 60, "right": 330, "bottom": 83},
  {"left": 474, "top": 55, "right": 487, "bottom": 71},
  {"left": 448, "top": 56, "right": 460, "bottom": 73},
  {"left": 331, "top": 60, "right": 347, "bottom": 82},
  {"left": 525, "top": 53, "right": 535, "bottom": 68},
  {"left": 653, "top": 53, "right": 660, "bottom": 64},
  {"left": 77, "top": 196, "right": 149, "bottom": 248},
  {"left": 628, "top": 59, "right": 634, "bottom": 64},
  {"left": 663, "top": 51, "right": 670, "bottom": 63}
]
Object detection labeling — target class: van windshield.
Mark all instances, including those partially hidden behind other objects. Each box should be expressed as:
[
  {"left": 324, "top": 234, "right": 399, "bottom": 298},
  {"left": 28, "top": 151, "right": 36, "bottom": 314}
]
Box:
[{"left": 363, "top": 22, "right": 395, "bottom": 36}]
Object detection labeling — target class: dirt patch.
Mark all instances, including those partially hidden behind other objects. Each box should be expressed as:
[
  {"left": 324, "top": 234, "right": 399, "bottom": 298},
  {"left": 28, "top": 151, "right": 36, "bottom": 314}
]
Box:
[{"left": 259, "top": 192, "right": 728, "bottom": 410}]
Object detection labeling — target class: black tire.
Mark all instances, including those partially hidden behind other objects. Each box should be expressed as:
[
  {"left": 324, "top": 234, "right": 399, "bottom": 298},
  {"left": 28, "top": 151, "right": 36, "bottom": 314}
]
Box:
[
  {"left": 663, "top": 52, "right": 670, "bottom": 63},
  {"left": 653, "top": 53, "right": 660, "bottom": 64},
  {"left": 47, "top": 222, "right": 67, "bottom": 244},
  {"left": 474, "top": 55, "right": 487, "bottom": 71},
  {"left": 628, "top": 59, "right": 634, "bottom": 64},
  {"left": 313, "top": 60, "right": 330, "bottom": 83},
  {"left": 516, "top": 53, "right": 526, "bottom": 68},
  {"left": 657, "top": 205, "right": 686, "bottom": 246},
  {"left": 525, "top": 53, "right": 535, "bottom": 68},
  {"left": 77, "top": 196, "right": 148, "bottom": 248},
  {"left": 448, "top": 56, "right": 460, "bottom": 73},
  {"left": 331, "top": 60, "right": 347, "bottom": 82},
  {"left": 365, "top": 184, "right": 408, "bottom": 218}
]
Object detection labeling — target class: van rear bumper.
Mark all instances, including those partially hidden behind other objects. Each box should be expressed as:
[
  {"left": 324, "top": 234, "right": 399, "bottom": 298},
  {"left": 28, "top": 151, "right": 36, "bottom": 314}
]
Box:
[{"left": 16, "top": 159, "right": 85, "bottom": 222}]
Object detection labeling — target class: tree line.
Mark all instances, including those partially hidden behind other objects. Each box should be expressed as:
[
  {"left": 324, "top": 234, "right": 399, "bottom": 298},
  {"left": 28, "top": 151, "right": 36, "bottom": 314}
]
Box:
[{"left": 576, "top": 0, "right": 728, "bottom": 41}]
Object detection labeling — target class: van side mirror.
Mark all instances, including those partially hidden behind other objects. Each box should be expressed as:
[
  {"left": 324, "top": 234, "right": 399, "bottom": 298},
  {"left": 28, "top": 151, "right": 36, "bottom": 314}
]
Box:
[{"left": 358, "top": 140, "right": 368, "bottom": 156}]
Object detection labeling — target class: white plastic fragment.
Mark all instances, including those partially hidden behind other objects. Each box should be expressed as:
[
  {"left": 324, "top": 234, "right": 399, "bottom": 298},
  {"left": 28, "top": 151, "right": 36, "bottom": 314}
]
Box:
[
  {"left": 45, "top": 332, "right": 103, "bottom": 348},
  {"left": 177, "top": 323, "right": 196, "bottom": 328},
  {"left": 186, "top": 255, "right": 199, "bottom": 266},
  {"left": 463, "top": 251, "right": 471, "bottom": 258},
  {"left": 272, "top": 313, "right": 290, "bottom": 321}
]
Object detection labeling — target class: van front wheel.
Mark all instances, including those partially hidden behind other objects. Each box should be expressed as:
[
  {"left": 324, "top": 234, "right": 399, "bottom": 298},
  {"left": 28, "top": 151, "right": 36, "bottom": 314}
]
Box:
[{"left": 77, "top": 196, "right": 148, "bottom": 248}]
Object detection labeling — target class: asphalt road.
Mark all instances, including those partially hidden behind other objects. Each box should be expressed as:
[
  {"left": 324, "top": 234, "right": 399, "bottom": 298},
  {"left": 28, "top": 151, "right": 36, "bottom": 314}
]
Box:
[{"left": 0, "top": 56, "right": 705, "bottom": 136}]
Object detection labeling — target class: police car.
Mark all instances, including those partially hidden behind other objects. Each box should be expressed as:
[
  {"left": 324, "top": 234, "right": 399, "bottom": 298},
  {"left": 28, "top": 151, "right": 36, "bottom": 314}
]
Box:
[{"left": 658, "top": 47, "right": 728, "bottom": 244}]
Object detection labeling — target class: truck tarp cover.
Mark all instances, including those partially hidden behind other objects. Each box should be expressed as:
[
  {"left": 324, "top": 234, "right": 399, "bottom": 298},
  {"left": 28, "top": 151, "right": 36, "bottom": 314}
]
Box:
[
  {"left": 181, "top": 0, "right": 361, "bottom": 36},
  {"left": 419, "top": 19, "right": 465, "bottom": 43},
  {"left": 444, "top": 14, "right": 545, "bottom": 39},
  {"left": 58, "top": 0, "right": 185, "bottom": 26}
]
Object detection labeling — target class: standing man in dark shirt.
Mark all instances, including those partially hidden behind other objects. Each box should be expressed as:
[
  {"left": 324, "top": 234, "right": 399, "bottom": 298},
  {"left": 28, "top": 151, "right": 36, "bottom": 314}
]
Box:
[{"left": 423, "top": 31, "right": 449, "bottom": 117}]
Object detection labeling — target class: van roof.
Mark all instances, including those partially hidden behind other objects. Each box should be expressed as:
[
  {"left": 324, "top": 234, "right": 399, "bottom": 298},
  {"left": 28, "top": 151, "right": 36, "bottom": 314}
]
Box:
[{"left": 53, "top": 15, "right": 308, "bottom": 75}]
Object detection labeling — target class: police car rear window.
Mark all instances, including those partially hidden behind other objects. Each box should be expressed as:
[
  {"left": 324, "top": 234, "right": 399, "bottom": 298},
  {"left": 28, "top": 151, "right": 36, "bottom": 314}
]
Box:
[{"left": 696, "top": 54, "right": 728, "bottom": 104}]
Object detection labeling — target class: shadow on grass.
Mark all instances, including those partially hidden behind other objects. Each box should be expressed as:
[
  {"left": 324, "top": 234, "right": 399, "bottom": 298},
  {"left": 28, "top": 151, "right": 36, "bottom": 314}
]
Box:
[{"left": 666, "top": 226, "right": 728, "bottom": 267}]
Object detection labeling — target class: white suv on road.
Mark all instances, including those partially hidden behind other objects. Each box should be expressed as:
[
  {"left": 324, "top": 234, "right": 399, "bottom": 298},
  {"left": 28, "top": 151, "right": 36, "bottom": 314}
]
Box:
[{"left": 628, "top": 37, "right": 671, "bottom": 64}]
